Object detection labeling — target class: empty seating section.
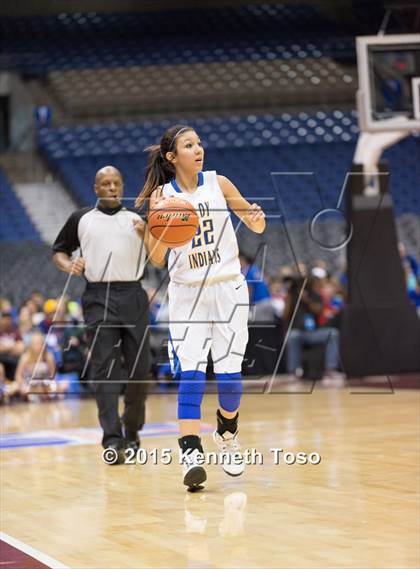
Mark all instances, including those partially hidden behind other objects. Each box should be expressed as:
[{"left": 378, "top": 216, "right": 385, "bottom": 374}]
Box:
[
  {"left": 2, "top": 4, "right": 417, "bottom": 255},
  {"left": 0, "top": 241, "right": 84, "bottom": 303},
  {"left": 0, "top": 170, "right": 41, "bottom": 241},
  {"left": 1, "top": 6, "right": 356, "bottom": 117},
  {"left": 48, "top": 59, "right": 356, "bottom": 116},
  {"left": 39, "top": 111, "right": 360, "bottom": 157},
  {"left": 0, "top": 6, "right": 354, "bottom": 75},
  {"left": 37, "top": 112, "right": 420, "bottom": 221}
]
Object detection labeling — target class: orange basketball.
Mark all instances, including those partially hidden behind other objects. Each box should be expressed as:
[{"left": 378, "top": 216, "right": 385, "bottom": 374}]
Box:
[{"left": 148, "top": 197, "right": 199, "bottom": 248}]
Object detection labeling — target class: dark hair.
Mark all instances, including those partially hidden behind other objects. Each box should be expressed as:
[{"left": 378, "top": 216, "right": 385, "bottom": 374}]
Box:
[
  {"left": 135, "top": 124, "right": 195, "bottom": 209},
  {"left": 238, "top": 250, "right": 253, "bottom": 265}
]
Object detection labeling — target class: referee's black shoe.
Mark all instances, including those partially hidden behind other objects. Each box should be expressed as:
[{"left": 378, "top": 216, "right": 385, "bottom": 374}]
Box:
[
  {"left": 103, "top": 443, "right": 126, "bottom": 465},
  {"left": 124, "top": 429, "right": 140, "bottom": 453}
]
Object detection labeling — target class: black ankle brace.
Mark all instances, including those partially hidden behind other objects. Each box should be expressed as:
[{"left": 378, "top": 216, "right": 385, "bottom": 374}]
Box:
[
  {"left": 178, "top": 435, "right": 204, "bottom": 453},
  {"left": 217, "top": 409, "right": 238, "bottom": 435}
]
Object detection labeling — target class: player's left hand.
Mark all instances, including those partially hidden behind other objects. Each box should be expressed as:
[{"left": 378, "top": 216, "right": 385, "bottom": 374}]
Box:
[
  {"left": 247, "top": 203, "right": 265, "bottom": 223},
  {"left": 132, "top": 218, "right": 146, "bottom": 237}
]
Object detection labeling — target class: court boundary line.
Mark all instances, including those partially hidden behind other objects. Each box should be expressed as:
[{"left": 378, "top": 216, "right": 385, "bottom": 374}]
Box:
[{"left": 0, "top": 531, "right": 70, "bottom": 569}]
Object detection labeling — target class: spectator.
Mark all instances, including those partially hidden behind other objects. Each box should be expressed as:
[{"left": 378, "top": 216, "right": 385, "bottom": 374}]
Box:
[
  {"left": 0, "top": 362, "right": 19, "bottom": 403},
  {"left": 18, "top": 305, "right": 35, "bottom": 346},
  {"left": 310, "top": 269, "right": 344, "bottom": 329},
  {"left": 34, "top": 105, "right": 52, "bottom": 129},
  {"left": 336, "top": 259, "right": 348, "bottom": 290},
  {"left": 403, "top": 261, "right": 420, "bottom": 311},
  {"left": 0, "top": 299, "right": 12, "bottom": 312},
  {"left": 398, "top": 242, "right": 419, "bottom": 277},
  {"left": 29, "top": 291, "right": 45, "bottom": 313},
  {"left": 60, "top": 318, "right": 87, "bottom": 379},
  {"left": 318, "top": 277, "right": 344, "bottom": 328},
  {"left": 311, "top": 259, "right": 328, "bottom": 280},
  {"left": 24, "top": 298, "right": 44, "bottom": 327},
  {"left": 283, "top": 275, "right": 344, "bottom": 383},
  {"left": 311, "top": 266, "right": 327, "bottom": 281},
  {"left": 0, "top": 311, "right": 24, "bottom": 381},
  {"left": 15, "top": 331, "right": 67, "bottom": 400},
  {"left": 398, "top": 243, "right": 420, "bottom": 310},
  {"left": 239, "top": 252, "right": 270, "bottom": 304},
  {"left": 277, "top": 265, "right": 293, "bottom": 281},
  {"left": 296, "top": 261, "right": 308, "bottom": 278},
  {"left": 268, "top": 277, "right": 286, "bottom": 319},
  {"left": 39, "top": 298, "right": 58, "bottom": 334},
  {"left": 38, "top": 298, "right": 67, "bottom": 359},
  {"left": 0, "top": 298, "right": 14, "bottom": 317},
  {"left": 67, "top": 300, "right": 83, "bottom": 322},
  {"left": 0, "top": 362, "right": 7, "bottom": 403}
]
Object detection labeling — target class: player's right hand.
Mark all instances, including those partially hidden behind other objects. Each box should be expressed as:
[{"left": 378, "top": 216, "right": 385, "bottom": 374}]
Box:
[
  {"left": 151, "top": 195, "right": 169, "bottom": 209},
  {"left": 132, "top": 218, "right": 146, "bottom": 237},
  {"left": 69, "top": 257, "right": 85, "bottom": 276},
  {"left": 149, "top": 186, "right": 168, "bottom": 210}
]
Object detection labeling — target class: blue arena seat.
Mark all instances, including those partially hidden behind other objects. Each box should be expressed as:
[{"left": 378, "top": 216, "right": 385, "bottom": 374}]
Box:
[
  {"left": 38, "top": 112, "right": 420, "bottom": 220},
  {"left": 0, "top": 170, "right": 42, "bottom": 241}
]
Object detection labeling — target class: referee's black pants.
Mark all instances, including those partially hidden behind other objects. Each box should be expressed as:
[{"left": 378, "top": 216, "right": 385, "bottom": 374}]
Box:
[{"left": 82, "top": 281, "right": 151, "bottom": 448}]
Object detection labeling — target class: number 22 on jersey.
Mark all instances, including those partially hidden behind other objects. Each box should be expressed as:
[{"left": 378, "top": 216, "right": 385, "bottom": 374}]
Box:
[{"left": 192, "top": 218, "right": 214, "bottom": 248}]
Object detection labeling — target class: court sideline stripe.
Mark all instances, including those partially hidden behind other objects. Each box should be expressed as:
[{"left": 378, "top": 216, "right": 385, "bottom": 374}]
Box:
[{"left": 0, "top": 532, "right": 69, "bottom": 569}]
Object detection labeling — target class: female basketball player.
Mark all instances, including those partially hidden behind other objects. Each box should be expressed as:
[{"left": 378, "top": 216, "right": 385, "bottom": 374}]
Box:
[{"left": 135, "top": 125, "right": 265, "bottom": 490}]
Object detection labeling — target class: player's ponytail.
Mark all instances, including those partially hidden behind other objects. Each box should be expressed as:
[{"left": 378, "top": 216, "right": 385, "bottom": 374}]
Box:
[
  {"left": 135, "top": 124, "right": 194, "bottom": 209},
  {"left": 135, "top": 144, "right": 174, "bottom": 208}
]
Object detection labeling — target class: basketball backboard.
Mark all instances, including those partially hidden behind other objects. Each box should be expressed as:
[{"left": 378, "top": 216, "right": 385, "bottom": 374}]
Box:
[
  {"left": 356, "top": 34, "right": 420, "bottom": 132},
  {"left": 413, "top": 77, "right": 420, "bottom": 119}
]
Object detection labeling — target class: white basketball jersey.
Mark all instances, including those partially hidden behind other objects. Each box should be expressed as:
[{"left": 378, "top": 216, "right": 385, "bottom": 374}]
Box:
[{"left": 161, "top": 171, "right": 241, "bottom": 285}]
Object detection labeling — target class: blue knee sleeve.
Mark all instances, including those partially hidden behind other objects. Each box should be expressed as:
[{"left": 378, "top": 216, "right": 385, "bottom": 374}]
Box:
[
  {"left": 178, "top": 370, "right": 206, "bottom": 419},
  {"left": 216, "top": 372, "right": 243, "bottom": 412}
]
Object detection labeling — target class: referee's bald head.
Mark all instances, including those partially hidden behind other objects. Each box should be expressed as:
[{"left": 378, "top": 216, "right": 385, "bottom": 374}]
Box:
[
  {"left": 95, "top": 165, "right": 123, "bottom": 184},
  {"left": 94, "top": 165, "right": 124, "bottom": 208}
]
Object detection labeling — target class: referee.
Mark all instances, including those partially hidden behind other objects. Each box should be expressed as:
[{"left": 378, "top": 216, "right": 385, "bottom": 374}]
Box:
[{"left": 53, "top": 166, "right": 151, "bottom": 464}]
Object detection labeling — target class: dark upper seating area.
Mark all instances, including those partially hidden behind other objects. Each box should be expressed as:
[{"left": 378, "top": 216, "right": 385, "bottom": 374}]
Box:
[
  {"left": 0, "top": 5, "right": 354, "bottom": 76},
  {"left": 0, "top": 5, "right": 358, "bottom": 118}
]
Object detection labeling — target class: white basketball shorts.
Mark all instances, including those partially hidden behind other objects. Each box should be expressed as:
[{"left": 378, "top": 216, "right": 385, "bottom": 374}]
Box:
[{"left": 167, "top": 276, "right": 249, "bottom": 375}]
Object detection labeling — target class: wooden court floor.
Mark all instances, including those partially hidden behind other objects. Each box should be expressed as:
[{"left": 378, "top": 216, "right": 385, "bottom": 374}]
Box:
[{"left": 1, "top": 381, "right": 419, "bottom": 569}]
